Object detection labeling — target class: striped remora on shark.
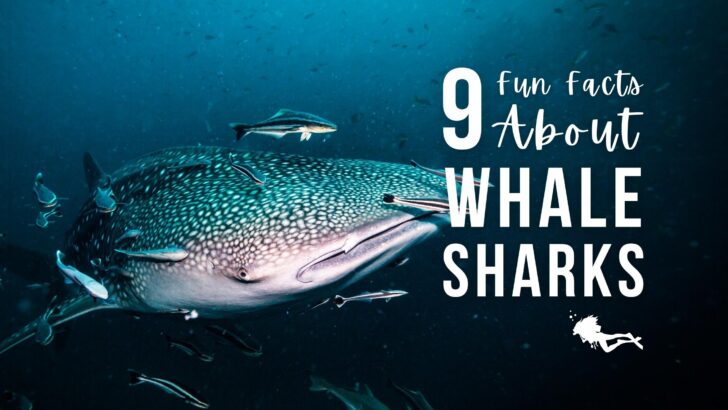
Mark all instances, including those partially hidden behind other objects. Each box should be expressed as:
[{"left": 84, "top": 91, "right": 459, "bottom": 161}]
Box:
[
  {"left": 0, "top": 146, "right": 449, "bottom": 355},
  {"left": 229, "top": 109, "right": 337, "bottom": 141}
]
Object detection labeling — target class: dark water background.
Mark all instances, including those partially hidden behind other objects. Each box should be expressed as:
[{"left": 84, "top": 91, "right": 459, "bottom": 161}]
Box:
[{"left": 0, "top": 0, "right": 725, "bottom": 409}]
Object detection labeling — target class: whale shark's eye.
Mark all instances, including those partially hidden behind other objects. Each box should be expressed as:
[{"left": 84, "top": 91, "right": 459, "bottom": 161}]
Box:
[{"left": 231, "top": 266, "right": 256, "bottom": 283}]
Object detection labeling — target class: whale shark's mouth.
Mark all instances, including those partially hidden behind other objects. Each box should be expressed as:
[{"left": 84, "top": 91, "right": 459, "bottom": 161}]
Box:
[{"left": 296, "top": 212, "right": 447, "bottom": 285}]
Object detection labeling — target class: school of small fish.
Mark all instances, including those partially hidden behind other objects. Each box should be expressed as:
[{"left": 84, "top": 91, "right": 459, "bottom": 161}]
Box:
[{"left": 32, "top": 172, "right": 63, "bottom": 229}]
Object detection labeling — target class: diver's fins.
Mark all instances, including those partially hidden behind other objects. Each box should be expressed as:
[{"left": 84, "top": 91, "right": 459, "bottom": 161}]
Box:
[{"left": 0, "top": 293, "right": 116, "bottom": 355}]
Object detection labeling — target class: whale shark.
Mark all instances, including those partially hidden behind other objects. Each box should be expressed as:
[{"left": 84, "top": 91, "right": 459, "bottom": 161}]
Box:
[{"left": 0, "top": 146, "right": 448, "bottom": 354}]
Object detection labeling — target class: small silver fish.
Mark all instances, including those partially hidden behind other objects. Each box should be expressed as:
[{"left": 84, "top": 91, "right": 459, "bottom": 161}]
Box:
[
  {"left": 114, "top": 247, "right": 189, "bottom": 262},
  {"left": 308, "top": 297, "right": 331, "bottom": 311},
  {"left": 115, "top": 229, "right": 142, "bottom": 244},
  {"left": 128, "top": 369, "right": 209, "bottom": 409},
  {"left": 162, "top": 332, "right": 214, "bottom": 362},
  {"left": 35, "top": 207, "right": 62, "bottom": 229},
  {"left": 389, "top": 256, "right": 410, "bottom": 268},
  {"left": 33, "top": 172, "right": 58, "bottom": 208},
  {"left": 205, "top": 325, "right": 262, "bottom": 357},
  {"left": 35, "top": 212, "right": 50, "bottom": 229},
  {"left": 229, "top": 109, "right": 337, "bottom": 141},
  {"left": 229, "top": 153, "right": 266, "bottom": 184},
  {"left": 55, "top": 251, "right": 109, "bottom": 300},
  {"left": 383, "top": 194, "right": 449, "bottom": 213},
  {"left": 333, "top": 290, "right": 408, "bottom": 308}
]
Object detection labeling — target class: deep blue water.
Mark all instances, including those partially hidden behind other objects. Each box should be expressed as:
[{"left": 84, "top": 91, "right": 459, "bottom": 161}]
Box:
[{"left": 0, "top": 1, "right": 724, "bottom": 409}]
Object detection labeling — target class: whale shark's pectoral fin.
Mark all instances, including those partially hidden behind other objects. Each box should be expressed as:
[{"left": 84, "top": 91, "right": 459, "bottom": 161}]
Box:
[{"left": 0, "top": 293, "right": 117, "bottom": 355}]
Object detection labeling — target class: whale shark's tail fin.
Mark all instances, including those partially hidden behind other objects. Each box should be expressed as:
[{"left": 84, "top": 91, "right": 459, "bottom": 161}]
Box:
[{"left": 0, "top": 293, "right": 116, "bottom": 355}]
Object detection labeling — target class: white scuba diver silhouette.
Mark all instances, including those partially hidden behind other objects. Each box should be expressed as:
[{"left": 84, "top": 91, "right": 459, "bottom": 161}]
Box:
[{"left": 572, "top": 315, "right": 643, "bottom": 353}]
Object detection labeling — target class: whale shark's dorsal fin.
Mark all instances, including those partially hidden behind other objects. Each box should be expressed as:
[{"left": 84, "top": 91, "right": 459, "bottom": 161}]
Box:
[
  {"left": 0, "top": 293, "right": 117, "bottom": 355},
  {"left": 83, "top": 152, "right": 111, "bottom": 193}
]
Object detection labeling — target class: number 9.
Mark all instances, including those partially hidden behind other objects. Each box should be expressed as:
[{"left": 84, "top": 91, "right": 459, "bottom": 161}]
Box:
[{"left": 443, "top": 67, "right": 482, "bottom": 150}]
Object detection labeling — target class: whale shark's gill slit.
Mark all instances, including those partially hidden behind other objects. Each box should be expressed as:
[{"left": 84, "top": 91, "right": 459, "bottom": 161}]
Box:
[
  {"left": 296, "top": 249, "right": 345, "bottom": 283},
  {"left": 295, "top": 212, "right": 439, "bottom": 283}
]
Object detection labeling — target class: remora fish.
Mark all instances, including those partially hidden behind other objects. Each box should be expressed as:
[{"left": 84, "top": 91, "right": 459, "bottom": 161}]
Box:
[
  {"left": 0, "top": 146, "right": 447, "bottom": 355},
  {"left": 310, "top": 376, "right": 390, "bottom": 410},
  {"left": 94, "top": 186, "right": 118, "bottom": 213},
  {"left": 55, "top": 251, "right": 109, "bottom": 300},
  {"left": 205, "top": 325, "right": 262, "bottom": 357},
  {"left": 229, "top": 109, "right": 337, "bottom": 141},
  {"left": 128, "top": 369, "right": 209, "bottom": 409},
  {"left": 333, "top": 290, "right": 408, "bottom": 308},
  {"left": 33, "top": 172, "right": 59, "bottom": 208},
  {"left": 229, "top": 152, "right": 266, "bottom": 184},
  {"left": 35, "top": 207, "right": 62, "bottom": 229},
  {"left": 114, "top": 247, "right": 189, "bottom": 262},
  {"left": 115, "top": 228, "right": 142, "bottom": 244},
  {"left": 162, "top": 332, "right": 214, "bottom": 362}
]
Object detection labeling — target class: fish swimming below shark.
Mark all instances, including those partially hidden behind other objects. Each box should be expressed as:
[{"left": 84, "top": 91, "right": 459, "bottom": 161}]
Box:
[
  {"left": 128, "top": 369, "right": 209, "bottom": 409},
  {"left": 333, "top": 290, "right": 409, "bottom": 308},
  {"left": 0, "top": 146, "right": 449, "bottom": 355},
  {"left": 310, "top": 376, "right": 390, "bottom": 410},
  {"left": 390, "top": 381, "right": 435, "bottom": 410}
]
